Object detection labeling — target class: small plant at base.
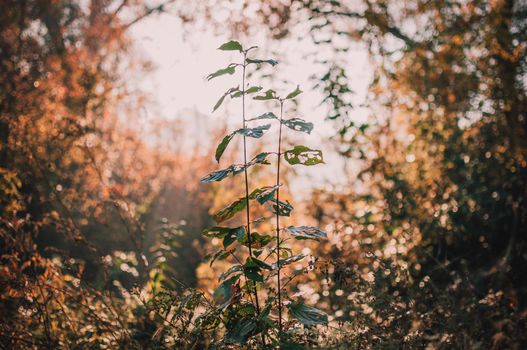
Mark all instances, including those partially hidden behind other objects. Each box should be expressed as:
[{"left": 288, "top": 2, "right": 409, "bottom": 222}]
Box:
[{"left": 200, "top": 40, "right": 328, "bottom": 348}]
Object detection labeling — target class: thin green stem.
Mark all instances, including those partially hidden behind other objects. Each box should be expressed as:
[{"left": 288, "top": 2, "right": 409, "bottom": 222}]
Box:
[
  {"left": 241, "top": 52, "right": 261, "bottom": 316},
  {"left": 276, "top": 100, "right": 284, "bottom": 334},
  {"left": 228, "top": 250, "right": 255, "bottom": 306}
]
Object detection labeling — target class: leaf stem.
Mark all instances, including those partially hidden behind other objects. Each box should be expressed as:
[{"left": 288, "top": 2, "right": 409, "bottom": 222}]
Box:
[
  {"left": 241, "top": 51, "right": 261, "bottom": 316},
  {"left": 276, "top": 100, "right": 284, "bottom": 335}
]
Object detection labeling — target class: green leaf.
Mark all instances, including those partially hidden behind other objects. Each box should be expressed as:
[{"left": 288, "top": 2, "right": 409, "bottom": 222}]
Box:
[
  {"left": 284, "top": 226, "right": 327, "bottom": 241},
  {"left": 248, "top": 233, "right": 274, "bottom": 248},
  {"left": 237, "top": 124, "right": 271, "bottom": 138},
  {"left": 207, "top": 64, "right": 236, "bottom": 81},
  {"left": 214, "top": 197, "right": 248, "bottom": 223},
  {"left": 231, "top": 90, "right": 243, "bottom": 98},
  {"left": 248, "top": 152, "right": 271, "bottom": 166},
  {"left": 236, "top": 229, "right": 273, "bottom": 248},
  {"left": 245, "top": 269, "right": 263, "bottom": 282},
  {"left": 276, "top": 254, "right": 306, "bottom": 268},
  {"left": 260, "top": 303, "right": 272, "bottom": 317},
  {"left": 223, "top": 226, "right": 245, "bottom": 248},
  {"left": 245, "top": 257, "right": 273, "bottom": 270},
  {"left": 200, "top": 163, "right": 245, "bottom": 183},
  {"left": 254, "top": 185, "right": 279, "bottom": 204},
  {"left": 287, "top": 302, "right": 328, "bottom": 326},
  {"left": 211, "top": 167, "right": 272, "bottom": 222},
  {"left": 202, "top": 226, "right": 232, "bottom": 238},
  {"left": 207, "top": 248, "right": 234, "bottom": 267},
  {"left": 213, "top": 86, "right": 239, "bottom": 112},
  {"left": 215, "top": 125, "right": 271, "bottom": 163},
  {"left": 284, "top": 145, "right": 324, "bottom": 166},
  {"left": 200, "top": 168, "right": 229, "bottom": 182},
  {"left": 231, "top": 86, "right": 262, "bottom": 98},
  {"left": 246, "top": 58, "right": 279, "bottom": 66},
  {"left": 202, "top": 152, "right": 270, "bottom": 182},
  {"left": 247, "top": 112, "right": 278, "bottom": 122},
  {"left": 219, "top": 264, "right": 243, "bottom": 281},
  {"left": 270, "top": 198, "right": 293, "bottom": 216},
  {"left": 215, "top": 133, "right": 235, "bottom": 163},
  {"left": 226, "top": 317, "right": 258, "bottom": 345},
  {"left": 245, "top": 86, "right": 263, "bottom": 94},
  {"left": 218, "top": 40, "right": 243, "bottom": 52},
  {"left": 213, "top": 94, "right": 227, "bottom": 113},
  {"left": 253, "top": 89, "right": 277, "bottom": 100},
  {"left": 285, "top": 85, "right": 303, "bottom": 100},
  {"left": 242, "top": 257, "right": 272, "bottom": 282},
  {"left": 282, "top": 118, "right": 314, "bottom": 134},
  {"left": 213, "top": 275, "right": 240, "bottom": 307}
]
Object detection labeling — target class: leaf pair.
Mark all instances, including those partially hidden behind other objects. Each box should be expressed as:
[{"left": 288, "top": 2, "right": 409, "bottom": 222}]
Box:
[
  {"left": 253, "top": 85, "right": 303, "bottom": 101},
  {"left": 213, "top": 184, "right": 278, "bottom": 223},
  {"left": 201, "top": 152, "right": 271, "bottom": 183},
  {"left": 213, "top": 86, "right": 266, "bottom": 112},
  {"left": 215, "top": 124, "right": 271, "bottom": 162},
  {"left": 253, "top": 89, "right": 277, "bottom": 101},
  {"left": 213, "top": 86, "right": 240, "bottom": 112},
  {"left": 217, "top": 41, "right": 278, "bottom": 68},
  {"left": 230, "top": 86, "right": 263, "bottom": 98},
  {"left": 247, "top": 112, "right": 314, "bottom": 135}
]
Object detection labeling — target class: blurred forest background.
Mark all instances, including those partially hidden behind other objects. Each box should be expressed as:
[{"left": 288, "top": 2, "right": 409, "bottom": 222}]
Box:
[{"left": 1, "top": 0, "right": 526, "bottom": 348}]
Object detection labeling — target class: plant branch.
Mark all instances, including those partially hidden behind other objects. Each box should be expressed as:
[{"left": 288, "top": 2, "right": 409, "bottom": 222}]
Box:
[
  {"left": 276, "top": 100, "right": 284, "bottom": 334},
  {"left": 241, "top": 51, "right": 261, "bottom": 316}
]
